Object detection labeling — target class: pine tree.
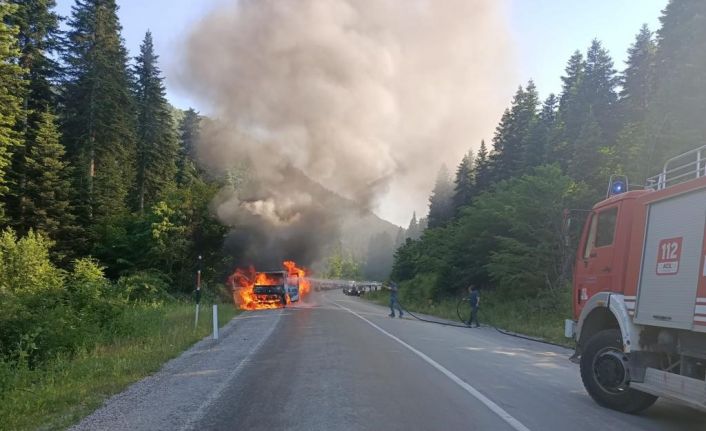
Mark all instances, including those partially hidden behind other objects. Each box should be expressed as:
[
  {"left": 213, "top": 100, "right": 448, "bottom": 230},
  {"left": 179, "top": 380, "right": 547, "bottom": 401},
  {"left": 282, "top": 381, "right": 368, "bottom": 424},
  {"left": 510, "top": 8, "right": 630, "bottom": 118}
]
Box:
[
  {"left": 557, "top": 41, "right": 619, "bottom": 184},
  {"left": 621, "top": 24, "right": 656, "bottom": 122},
  {"left": 570, "top": 109, "right": 606, "bottom": 191},
  {"left": 648, "top": 0, "right": 706, "bottom": 162},
  {"left": 614, "top": 25, "right": 657, "bottom": 183},
  {"left": 6, "top": 1, "right": 60, "bottom": 114},
  {"left": 20, "top": 111, "right": 75, "bottom": 247},
  {"left": 557, "top": 50, "right": 585, "bottom": 145},
  {"left": 427, "top": 164, "right": 454, "bottom": 229},
  {"left": 452, "top": 151, "right": 474, "bottom": 213},
  {"left": 393, "top": 226, "right": 405, "bottom": 250},
  {"left": 581, "top": 40, "right": 619, "bottom": 140},
  {"left": 489, "top": 82, "right": 539, "bottom": 181},
  {"left": 0, "top": 3, "right": 27, "bottom": 219},
  {"left": 5, "top": 0, "right": 61, "bottom": 225},
  {"left": 61, "top": 0, "right": 136, "bottom": 226},
  {"left": 417, "top": 217, "right": 428, "bottom": 233},
  {"left": 473, "top": 140, "right": 491, "bottom": 194},
  {"left": 134, "top": 30, "right": 177, "bottom": 212},
  {"left": 176, "top": 108, "right": 201, "bottom": 186},
  {"left": 406, "top": 212, "right": 419, "bottom": 240},
  {"left": 524, "top": 94, "right": 558, "bottom": 168}
]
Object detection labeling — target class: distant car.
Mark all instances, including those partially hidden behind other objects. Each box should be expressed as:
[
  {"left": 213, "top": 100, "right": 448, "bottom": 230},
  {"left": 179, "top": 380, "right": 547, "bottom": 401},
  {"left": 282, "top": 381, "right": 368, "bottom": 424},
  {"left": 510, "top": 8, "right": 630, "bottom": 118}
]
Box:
[{"left": 342, "top": 285, "right": 361, "bottom": 296}]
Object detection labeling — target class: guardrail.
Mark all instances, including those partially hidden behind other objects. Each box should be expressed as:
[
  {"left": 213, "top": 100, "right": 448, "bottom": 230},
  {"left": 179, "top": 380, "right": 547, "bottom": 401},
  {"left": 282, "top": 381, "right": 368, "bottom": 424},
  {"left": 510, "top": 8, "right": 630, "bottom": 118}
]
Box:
[{"left": 308, "top": 278, "right": 383, "bottom": 292}]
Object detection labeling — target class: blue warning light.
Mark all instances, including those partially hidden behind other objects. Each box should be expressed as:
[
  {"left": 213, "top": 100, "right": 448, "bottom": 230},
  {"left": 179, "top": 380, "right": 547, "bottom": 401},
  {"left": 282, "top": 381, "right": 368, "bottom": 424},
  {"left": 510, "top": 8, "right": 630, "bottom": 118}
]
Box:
[{"left": 610, "top": 179, "right": 626, "bottom": 195}]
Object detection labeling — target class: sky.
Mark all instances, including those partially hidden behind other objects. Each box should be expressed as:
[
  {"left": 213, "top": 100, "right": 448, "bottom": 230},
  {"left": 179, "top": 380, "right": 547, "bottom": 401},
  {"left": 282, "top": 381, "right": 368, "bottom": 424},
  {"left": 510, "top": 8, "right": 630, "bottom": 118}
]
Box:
[{"left": 54, "top": 0, "right": 669, "bottom": 226}]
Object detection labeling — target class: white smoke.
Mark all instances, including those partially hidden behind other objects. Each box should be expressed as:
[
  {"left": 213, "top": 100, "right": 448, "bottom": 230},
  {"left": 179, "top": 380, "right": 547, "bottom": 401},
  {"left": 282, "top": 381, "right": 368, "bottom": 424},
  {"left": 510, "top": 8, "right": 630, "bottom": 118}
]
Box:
[{"left": 181, "top": 0, "right": 517, "bottom": 226}]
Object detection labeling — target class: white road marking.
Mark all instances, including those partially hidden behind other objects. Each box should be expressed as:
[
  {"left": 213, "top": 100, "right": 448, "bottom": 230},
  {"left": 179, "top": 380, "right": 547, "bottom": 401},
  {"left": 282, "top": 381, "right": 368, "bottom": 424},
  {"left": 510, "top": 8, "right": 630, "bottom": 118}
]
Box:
[
  {"left": 180, "top": 309, "right": 283, "bottom": 431},
  {"left": 331, "top": 301, "right": 532, "bottom": 431}
]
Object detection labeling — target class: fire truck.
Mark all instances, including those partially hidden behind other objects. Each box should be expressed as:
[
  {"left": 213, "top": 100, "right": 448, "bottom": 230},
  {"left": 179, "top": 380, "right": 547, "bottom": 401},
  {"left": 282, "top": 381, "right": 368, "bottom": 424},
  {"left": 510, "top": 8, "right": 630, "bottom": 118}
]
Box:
[{"left": 566, "top": 145, "right": 706, "bottom": 413}]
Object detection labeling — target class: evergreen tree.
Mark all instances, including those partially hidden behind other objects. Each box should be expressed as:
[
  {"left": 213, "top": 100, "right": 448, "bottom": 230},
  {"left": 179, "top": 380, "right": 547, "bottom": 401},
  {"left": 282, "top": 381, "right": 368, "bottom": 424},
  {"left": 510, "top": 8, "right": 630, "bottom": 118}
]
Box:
[
  {"left": 557, "top": 50, "right": 585, "bottom": 146},
  {"left": 393, "top": 226, "right": 405, "bottom": 250},
  {"left": 489, "top": 82, "right": 539, "bottom": 181},
  {"left": 613, "top": 25, "right": 657, "bottom": 183},
  {"left": 176, "top": 108, "right": 201, "bottom": 186},
  {"left": 134, "top": 30, "right": 177, "bottom": 212},
  {"left": 427, "top": 164, "right": 454, "bottom": 228},
  {"left": 417, "top": 217, "right": 428, "bottom": 233},
  {"left": 570, "top": 109, "right": 606, "bottom": 191},
  {"left": 5, "top": 0, "right": 61, "bottom": 225},
  {"left": 0, "top": 3, "right": 27, "bottom": 219},
  {"left": 61, "top": 0, "right": 136, "bottom": 227},
  {"left": 406, "top": 212, "right": 419, "bottom": 240},
  {"left": 6, "top": 0, "right": 60, "bottom": 114},
  {"left": 581, "top": 39, "right": 619, "bottom": 140},
  {"left": 648, "top": 0, "right": 706, "bottom": 163},
  {"left": 473, "top": 140, "right": 491, "bottom": 194},
  {"left": 452, "top": 151, "right": 474, "bottom": 213},
  {"left": 557, "top": 41, "right": 619, "bottom": 185},
  {"left": 19, "top": 111, "right": 75, "bottom": 249},
  {"left": 525, "top": 94, "right": 558, "bottom": 168},
  {"left": 620, "top": 24, "right": 656, "bottom": 122}
]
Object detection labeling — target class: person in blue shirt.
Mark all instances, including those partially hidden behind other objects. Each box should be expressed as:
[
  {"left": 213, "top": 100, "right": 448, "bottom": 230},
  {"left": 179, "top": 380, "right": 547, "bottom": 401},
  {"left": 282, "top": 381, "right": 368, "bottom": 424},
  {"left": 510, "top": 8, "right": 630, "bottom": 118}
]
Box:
[
  {"left": 388, "top": 280, "right": 403, "bottom": 318},
  {"left": 467, "top": 285, "right": 480, "bottom": 327}
]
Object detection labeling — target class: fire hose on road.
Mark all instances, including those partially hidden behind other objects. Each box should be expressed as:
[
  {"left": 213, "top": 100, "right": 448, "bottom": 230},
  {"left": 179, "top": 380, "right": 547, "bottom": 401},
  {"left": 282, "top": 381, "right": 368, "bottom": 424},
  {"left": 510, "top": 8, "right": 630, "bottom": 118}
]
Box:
[{"left": 394, "top": 297, "right": 571, "bottom": 350}]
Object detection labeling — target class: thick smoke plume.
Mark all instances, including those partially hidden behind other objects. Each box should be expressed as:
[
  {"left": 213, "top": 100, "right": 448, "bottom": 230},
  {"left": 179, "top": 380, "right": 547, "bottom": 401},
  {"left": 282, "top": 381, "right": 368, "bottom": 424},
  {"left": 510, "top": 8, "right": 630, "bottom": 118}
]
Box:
[{"left": 180, "top": 0, "right": 517, "bottom": 266}]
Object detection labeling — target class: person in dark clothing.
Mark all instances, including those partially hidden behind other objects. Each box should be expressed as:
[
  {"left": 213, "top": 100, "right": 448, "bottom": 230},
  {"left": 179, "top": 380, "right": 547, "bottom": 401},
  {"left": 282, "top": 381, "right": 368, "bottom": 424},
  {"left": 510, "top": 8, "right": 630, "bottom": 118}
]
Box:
[
  {"left": 467, "top": 285, "right": 480, "bottom": 327},
  {"left": 388, "top": 281, "right": 403, "bottom": 318}
]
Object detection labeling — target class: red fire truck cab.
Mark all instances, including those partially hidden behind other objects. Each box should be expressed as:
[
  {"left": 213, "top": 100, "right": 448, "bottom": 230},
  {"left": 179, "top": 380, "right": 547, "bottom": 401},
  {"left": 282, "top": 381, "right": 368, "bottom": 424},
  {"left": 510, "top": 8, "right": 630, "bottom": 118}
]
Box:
[{"left": 567, "top": 146, "right": 706, "bottom": 413}]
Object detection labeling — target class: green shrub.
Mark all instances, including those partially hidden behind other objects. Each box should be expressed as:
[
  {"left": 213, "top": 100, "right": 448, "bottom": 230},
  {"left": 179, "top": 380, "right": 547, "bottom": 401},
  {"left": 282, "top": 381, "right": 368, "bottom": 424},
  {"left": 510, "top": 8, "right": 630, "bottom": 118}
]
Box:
[
  {"left": 400, "top": 273, "right": 439, "bottom": 303},
  {"left": 0, "top": 231, "right": 126, "bottom": 365},
  {"left": 116, "top": 270, "right": 172, "bottom": 303},
  {"left": 0, "top": 230, "right": 68, "bottom": 364},
  {"left": 0, "top": 230, "right": 64, "bottom": 295}
]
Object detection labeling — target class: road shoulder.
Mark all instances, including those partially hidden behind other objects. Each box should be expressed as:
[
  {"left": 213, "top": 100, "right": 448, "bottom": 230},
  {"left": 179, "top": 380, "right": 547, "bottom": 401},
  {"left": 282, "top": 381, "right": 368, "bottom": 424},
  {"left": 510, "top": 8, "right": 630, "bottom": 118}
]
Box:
[{"left": 70, "top": 310, "right": 283, "bottom": 431}]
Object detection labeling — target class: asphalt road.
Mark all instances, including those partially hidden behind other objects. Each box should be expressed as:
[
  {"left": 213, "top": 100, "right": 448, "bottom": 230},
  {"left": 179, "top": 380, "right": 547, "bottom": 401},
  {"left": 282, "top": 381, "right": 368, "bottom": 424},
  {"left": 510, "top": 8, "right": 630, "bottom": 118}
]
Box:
[{"left": 74, "top": 290, "right": 705, "bottom": 431}]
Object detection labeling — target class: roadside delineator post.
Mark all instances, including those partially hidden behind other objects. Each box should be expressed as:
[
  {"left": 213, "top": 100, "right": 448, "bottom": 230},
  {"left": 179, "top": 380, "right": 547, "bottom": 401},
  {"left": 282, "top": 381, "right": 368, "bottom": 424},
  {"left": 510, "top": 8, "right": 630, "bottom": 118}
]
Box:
[
  {"left": 194, "top": 255, "right": 202, "bottom": 329},
  {"left": 212, "top": 304, "right": 219, "bottom": 340}
]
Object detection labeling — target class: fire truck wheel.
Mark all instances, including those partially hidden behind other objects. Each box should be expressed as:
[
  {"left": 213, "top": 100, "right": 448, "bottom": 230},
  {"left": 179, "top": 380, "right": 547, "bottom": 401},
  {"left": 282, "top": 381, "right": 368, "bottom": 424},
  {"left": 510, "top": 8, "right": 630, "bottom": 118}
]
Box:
[{"left": 580, "top": 329, "right": 658, "bottom": 413}]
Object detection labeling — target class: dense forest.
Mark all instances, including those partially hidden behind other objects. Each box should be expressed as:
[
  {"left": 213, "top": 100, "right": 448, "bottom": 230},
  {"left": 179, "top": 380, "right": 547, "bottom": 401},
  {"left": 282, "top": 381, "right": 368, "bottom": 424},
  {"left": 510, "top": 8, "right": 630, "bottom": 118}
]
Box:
[
  {"left": 0, "top": 0, "right": 225, "bottom": 366},
  {"left": 393, "top": 1, "right": 706, "bottom": 306}
]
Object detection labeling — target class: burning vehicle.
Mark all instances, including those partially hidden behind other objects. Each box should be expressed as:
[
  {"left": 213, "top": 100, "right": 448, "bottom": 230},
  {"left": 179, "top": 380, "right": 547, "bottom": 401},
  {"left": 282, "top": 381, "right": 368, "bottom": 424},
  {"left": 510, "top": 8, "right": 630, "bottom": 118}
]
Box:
[
  {"left": 253, "top": 271, "right": 289, "bottom": 307},
  {"left": 230, "top": 261, "right": 311, "bottom": 310}
]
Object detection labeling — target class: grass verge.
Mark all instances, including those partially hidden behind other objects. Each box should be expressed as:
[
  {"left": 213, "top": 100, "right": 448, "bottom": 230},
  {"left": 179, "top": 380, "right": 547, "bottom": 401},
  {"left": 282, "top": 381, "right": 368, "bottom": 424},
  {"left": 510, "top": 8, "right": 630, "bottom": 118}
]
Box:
[
  {"left": 362, "top": 289, "right": 574, "bottom": 348},
  {"left": 0, "top": 302, "right": 240, "bottom": 431}
]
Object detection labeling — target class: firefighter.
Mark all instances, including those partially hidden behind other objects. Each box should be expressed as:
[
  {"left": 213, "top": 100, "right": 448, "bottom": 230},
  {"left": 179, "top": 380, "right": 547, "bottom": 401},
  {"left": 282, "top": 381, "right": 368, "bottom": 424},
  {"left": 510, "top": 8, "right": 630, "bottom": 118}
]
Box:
[
  {"left": 467, "top": 284, "right": 480, "bottom": 327},
  {"left": 388, "top": 280, "right": 403, "bottom": 318}
]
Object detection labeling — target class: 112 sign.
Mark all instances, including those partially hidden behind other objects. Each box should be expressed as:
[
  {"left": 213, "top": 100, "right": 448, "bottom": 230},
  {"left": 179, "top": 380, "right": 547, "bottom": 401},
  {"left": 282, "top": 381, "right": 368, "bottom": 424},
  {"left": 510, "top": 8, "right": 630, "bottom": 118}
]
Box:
[{"left": 656, "top": 237, "right": 683, "bottom": 276}]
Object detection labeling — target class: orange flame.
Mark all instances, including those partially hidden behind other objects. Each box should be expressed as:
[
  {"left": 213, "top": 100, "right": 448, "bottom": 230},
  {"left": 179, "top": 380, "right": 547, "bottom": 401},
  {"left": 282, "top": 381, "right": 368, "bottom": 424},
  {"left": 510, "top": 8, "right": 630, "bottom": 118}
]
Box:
[
  {"left": 284, "top": 260, "right": 311, "bottom": 296},
  {"left": 228, "top": 261, "right": 311, "bottom": 310}
]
